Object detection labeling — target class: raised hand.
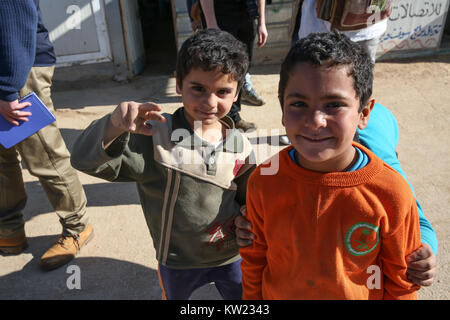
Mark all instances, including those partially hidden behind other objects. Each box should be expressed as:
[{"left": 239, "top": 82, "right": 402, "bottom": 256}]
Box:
[{"left": 104, "top": 101, "right": 166, "bottom": 147}]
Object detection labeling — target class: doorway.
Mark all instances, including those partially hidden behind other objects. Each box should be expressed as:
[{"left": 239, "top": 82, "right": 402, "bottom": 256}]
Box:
[{"left": 138, "top": 0, "right": 178, "bottom": 74}]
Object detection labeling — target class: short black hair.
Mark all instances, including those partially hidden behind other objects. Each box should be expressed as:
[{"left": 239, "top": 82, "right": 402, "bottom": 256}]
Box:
[
  {"left": 176, "top": 29, "right": 249, "bottom": 92},
  {"left": 278, "top": 31, "right": 374, "bottom": 111}
]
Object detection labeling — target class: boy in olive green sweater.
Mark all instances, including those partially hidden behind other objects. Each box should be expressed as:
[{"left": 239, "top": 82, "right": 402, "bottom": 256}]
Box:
[{"left": 71, "top": 29, "right": 255, "bottom": 299}]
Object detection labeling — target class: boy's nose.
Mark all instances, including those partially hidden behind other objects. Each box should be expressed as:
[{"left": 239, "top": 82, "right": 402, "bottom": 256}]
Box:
[
  {"left": 304, "top": 110, "right": 327, "bottom": 130},
  {"left": 204, "top": 93, "right": 218, "bottom": 108}
]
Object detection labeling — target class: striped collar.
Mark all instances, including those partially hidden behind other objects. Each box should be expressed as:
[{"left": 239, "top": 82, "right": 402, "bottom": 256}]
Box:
[{"left": 170, "top": 107, "right": 244, "bottom": 153}]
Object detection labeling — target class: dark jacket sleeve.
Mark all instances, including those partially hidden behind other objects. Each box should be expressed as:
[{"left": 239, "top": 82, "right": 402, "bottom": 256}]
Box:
[{"left": 0, "top": 0, "right": 38, "bottom": 101}]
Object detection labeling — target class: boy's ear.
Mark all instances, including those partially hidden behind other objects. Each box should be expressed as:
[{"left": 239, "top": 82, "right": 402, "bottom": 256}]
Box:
[
  {"left": 175, "top": 72, "right": 182, "bottom": 94},
  {"left": 358, "top": 98, "right": 375, "bottom": 130},
  {"left": 279, "top": 97, "right": 286, "bottom": 127},
  {"left": 281, "top": 108, "right": 286, "bottom": 127},
  {"left": 233, "top": 89, "right": 240, "bottom": 102}
]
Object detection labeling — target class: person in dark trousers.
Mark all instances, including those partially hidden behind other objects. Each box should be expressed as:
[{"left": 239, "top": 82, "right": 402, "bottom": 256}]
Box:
[{"left": 200, "top": 0, "right": 268, "bottom": 131}]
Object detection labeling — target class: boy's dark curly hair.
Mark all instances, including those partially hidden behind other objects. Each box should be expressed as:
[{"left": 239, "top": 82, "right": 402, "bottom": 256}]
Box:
[
  {"left": 176, "top": 29, "right": 249, "bottom": 92},
  {"left": 278, "top": 31, "right": 374, "bottom": 111}
]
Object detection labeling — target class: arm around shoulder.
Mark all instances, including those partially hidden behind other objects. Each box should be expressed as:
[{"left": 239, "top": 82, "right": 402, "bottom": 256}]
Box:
[
  {"left": 240, "top": 172, "right": 268, "bottom": 299},
  {"left": 381, "top": 195, "right": 422, "bottom": 299}
]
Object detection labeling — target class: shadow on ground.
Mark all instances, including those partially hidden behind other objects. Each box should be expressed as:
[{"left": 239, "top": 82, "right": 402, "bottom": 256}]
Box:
[
  {"left": 0, "top": 235, "right": 161, "bottom": 300},
  {"left": 23, "top": 180, "right": 140, "bottom": 221}
]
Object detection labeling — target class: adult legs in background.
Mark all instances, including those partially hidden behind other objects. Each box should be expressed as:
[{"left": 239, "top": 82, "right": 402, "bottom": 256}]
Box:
[{"left": 0, "top": 66, "right": 93, "bottom": 270}]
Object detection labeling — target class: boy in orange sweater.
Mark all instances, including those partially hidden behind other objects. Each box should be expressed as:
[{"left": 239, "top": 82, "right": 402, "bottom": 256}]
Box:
[{"left": 240, "top": 31, "right": 421, "bottom": 299}]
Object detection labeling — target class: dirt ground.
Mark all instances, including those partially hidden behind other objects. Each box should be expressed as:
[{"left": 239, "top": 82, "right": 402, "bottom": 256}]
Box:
[{"left": 0, "top": 54, "right": 449, "bottom": 300}]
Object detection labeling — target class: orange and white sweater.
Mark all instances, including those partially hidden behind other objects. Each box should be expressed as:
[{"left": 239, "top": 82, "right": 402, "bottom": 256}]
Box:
[{"left": 240, "top": 143, "right": 421, "bottom": 300}]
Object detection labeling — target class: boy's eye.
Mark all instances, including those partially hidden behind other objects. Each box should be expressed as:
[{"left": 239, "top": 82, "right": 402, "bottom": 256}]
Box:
[
  {"left": 217, "top": 89, "right": 231, "bottom": 95},
  {"left": 192, "top": 86, "right": 204, "bottom": 92},
  {"left": 326, "top": 102, "right": 344, "bottom": 108},
  {"left": 290, "top": 101, "right": 307, "bottom": 108}
]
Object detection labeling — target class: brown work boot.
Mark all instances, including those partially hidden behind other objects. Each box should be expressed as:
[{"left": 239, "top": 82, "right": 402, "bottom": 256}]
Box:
[
  {"left": 235, "top": 119, "right": 256, "bottom": 132},
  {"left": 0, "top": 234, "right": 28, "bottom": 254},
  {"left": 39, "top": 224, "right": 94, "bottom": 271}
]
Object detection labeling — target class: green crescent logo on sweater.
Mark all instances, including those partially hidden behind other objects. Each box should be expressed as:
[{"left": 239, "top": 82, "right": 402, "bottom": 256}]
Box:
[{"left": 345, "top": 223, "right": 380, "bottom": 256}]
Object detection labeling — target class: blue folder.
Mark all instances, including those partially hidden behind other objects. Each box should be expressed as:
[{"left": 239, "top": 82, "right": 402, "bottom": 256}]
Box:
[{"left": 0, "top": 92, "right": 56, "bottom": 149}]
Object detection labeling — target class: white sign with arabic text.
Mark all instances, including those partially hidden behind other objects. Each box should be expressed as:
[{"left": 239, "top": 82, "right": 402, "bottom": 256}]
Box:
[{"left": 378, "top": 0, "right": 450, "bottom": 53}]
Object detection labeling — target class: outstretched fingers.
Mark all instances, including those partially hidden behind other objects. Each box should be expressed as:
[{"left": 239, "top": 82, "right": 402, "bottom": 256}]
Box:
[
  {"left": 134, "top": 102, "right": 166, "bottom": 136},
  {"left": 138, "top": 102, "right": 166, "bottom": 122}
]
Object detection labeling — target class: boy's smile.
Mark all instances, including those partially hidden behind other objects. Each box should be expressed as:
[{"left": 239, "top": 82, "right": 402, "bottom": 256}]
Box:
[
  {"left": 282, "top": 62, "right": 372, "bottom": 172},
  {"left": 176, "top": 67, "right": 238, "bottom": 133}
]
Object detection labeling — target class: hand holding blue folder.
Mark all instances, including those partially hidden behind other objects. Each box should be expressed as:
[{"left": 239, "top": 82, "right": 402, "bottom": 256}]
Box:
[{"left": 0, "top": 92, "right": 56, "bottom": 149}]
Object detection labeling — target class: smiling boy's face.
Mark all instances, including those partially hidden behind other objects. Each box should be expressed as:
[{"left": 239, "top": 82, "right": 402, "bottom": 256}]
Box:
[
  {"left": 282, "top": 62, "right": 373, "bottom": 172},
  {"left": 176, "top": 67, "right": 238, "bottom": 130}
]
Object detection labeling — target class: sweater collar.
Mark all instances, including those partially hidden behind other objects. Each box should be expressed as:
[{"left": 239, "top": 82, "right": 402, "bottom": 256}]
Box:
[
  {"left": 170, "top": 107, "right": 244, "bottom": 153},
  {"left": 281, "top": 142, "right": 384, "bottom": 187}
]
